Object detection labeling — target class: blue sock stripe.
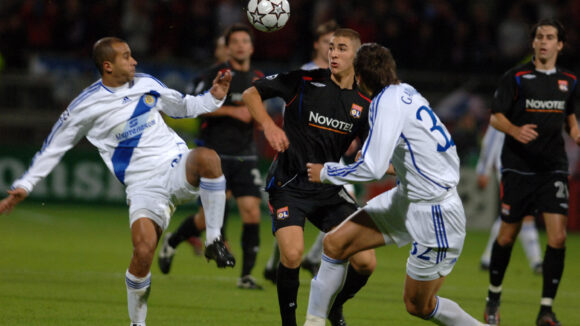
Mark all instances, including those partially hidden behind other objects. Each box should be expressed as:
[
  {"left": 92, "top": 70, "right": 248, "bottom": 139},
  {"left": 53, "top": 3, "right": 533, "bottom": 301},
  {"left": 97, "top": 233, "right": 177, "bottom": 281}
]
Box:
[
  {"left": 425, "top": 296, "right": 440, "bottom": 319},
  {"left": 321, "top": 254, "right": 347, "bottom": 265},
  {"left": 200, "top": 179, "right": 226, "bottom": 191},
  {"left": 125, "top": 276, "right": 151, "bottom": 290}
]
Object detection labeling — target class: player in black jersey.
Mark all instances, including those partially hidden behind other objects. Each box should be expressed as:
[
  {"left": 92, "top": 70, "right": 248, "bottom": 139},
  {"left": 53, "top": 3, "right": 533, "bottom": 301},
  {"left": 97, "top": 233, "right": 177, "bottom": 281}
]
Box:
[
  {"left": 483, "top": 19, "right": 580, "bottom": 326},
  {"left": 243, "top": 29, "right": 376, "bottom": 326},
  {"left": 158, "top": 24, "right": 266, "bottom": 289}
]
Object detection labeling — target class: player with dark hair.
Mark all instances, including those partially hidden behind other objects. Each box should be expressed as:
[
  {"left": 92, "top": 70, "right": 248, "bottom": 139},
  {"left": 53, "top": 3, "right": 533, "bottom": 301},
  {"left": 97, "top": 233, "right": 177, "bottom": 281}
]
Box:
[
  {"left": 303, "top": 42, "right": 486, "bottom": 326},
  {"left": 243, "top": 28, "right": 376, "bottom": 326},
  {"left": 263, "top": 19, "right": 341, "bottom": 283},
  {"left": 483, "top": 18, "right": 579, "bottom": 326},
  {"left": 0, "top": 37, "right": 234, "bottom": 326},
  {"left": 158, "top": 23, "right": 266, "bottom": 289}
]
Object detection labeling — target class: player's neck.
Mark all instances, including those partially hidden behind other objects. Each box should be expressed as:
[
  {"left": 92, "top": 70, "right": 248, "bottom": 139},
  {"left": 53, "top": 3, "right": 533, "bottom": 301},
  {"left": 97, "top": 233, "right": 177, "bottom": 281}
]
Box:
[
  {"left": 313, "top": 57, "right": 329, "bottom": 69},
  {"left": 229, "top": 58, "right": 250, "bottom": 72},
  {"left": 331, "top": 72, "right": 354, "bottom": 90},
  {"left": 533, "top": 56, "right": 557, "bottom": 71}
]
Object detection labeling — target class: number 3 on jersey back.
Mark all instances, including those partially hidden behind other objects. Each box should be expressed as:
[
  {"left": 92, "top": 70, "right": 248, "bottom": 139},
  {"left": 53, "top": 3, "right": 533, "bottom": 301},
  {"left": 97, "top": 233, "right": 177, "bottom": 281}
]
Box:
[{"left": 416, "top": 105, "right": 455, "bottom": 152}]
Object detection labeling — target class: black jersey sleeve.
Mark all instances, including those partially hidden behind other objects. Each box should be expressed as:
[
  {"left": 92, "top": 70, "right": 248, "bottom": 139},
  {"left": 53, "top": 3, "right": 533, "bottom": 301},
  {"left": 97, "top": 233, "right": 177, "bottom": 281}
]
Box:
[
  {"left": 253, "top": 70, "right": 304, "bottom": 103},
  {"left": 491, "top": 70, "right": 517, "bottom": 117},
  {"left": 565, "top": 75, "right": 578, "bottom": 116}
]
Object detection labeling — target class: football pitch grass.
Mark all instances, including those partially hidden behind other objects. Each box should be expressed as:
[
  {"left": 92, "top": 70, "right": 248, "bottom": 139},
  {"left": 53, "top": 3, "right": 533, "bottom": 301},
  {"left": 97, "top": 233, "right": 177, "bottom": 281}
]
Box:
[{"left": 1, "top": 202, "right": 579, "bottom": 325}]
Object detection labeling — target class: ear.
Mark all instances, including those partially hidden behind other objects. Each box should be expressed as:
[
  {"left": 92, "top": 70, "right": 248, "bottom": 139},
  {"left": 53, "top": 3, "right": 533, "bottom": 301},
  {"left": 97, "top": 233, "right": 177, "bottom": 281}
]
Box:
[
  {"left": 103, "top": 61, "right": 113, "bottom": 74},
  {"left": 557, "top": 40, "right": 563, "bottom": 52}
]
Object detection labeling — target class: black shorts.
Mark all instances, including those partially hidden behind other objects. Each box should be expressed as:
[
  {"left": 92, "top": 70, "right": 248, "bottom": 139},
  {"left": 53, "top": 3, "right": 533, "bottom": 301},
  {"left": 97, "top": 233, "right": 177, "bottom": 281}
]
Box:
[
  {"left": 267, "top": 186, "right": 358, "bottom": 233},
  {"left": 500, "top": 172, "right": 569, "bottom": 223},
  {"left": 221, "top": 156, "right": 262, "bottom": 198}
]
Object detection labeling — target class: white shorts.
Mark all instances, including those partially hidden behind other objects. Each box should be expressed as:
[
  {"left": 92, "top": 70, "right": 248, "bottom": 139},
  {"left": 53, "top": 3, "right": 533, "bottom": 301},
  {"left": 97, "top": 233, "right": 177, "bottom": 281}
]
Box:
[
  {"left": 126, "top": 150, "right": 199, "bottom": 230},
  {"left": 364, "top": 187, "right": 466, "bottom": 281}
]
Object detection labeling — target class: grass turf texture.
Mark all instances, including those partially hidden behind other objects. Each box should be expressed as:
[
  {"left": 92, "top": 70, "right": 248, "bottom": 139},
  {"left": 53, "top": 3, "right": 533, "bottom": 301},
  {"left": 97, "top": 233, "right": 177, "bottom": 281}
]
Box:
[{"left": 1, "top": 202, "right": 579, "bottom": 325}]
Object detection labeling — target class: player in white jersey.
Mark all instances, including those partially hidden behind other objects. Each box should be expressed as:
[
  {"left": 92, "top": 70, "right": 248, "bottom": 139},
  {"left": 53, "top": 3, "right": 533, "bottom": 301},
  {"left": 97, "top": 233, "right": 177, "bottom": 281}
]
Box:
[
  {"left": 303, "top": 43, "right": 487, "bottom": 326},
  {"left": 476, "top": 126, "right": 543, "bottom": 273},
  {"left": 0, "top": 37, "right": 234, "bottom": 326}
]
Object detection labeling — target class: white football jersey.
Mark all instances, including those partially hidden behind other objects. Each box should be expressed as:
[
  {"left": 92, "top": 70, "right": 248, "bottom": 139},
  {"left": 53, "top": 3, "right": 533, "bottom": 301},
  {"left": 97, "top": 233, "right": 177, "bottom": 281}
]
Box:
[
  {"left": 13, "top": 73, "right": 224, "bottom": 194},
  {"left": 475, "top": 126, "right": 505, "bottom": 181},
  {"left": 321, "top": 83, "right": 460, "bottom": 201}
]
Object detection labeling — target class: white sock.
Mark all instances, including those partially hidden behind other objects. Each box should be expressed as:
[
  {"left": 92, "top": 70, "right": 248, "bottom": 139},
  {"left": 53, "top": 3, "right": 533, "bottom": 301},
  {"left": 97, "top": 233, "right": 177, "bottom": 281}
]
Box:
[
  {"left": 428, "top": 296, "right": 482, "bottom": 325},
  {"left": 306, "top": 254, "right": 348, "bottom": 318},
  {"left": 126, "top": 270, "right": 151, "bottom": 325},
  {"left": 519, "top": 219, "right": 542, "bottom": 268},
  {"left": 481, "top": 218, "right": 501, "bottom": 265},
  {"left": 266, "top": 239, "right": 280, "bottom": 270},
  {"left": 199, "top": 176, "right": 226, "bottom": 244},
  {"left": 305, "top": 232, "right": 325, "bottom": 263}
]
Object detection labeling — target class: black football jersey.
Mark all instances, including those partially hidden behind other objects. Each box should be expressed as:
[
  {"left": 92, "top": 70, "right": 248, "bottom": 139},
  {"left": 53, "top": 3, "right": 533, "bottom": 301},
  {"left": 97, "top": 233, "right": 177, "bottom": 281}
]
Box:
[
  {"left": 491, "top": 61, "right": 578, "bottom": 173},
  {"left": 194, "top": 62, "right": 264, "bottom": 156},
  {"left": 254, "top": 68, "right": 371, "bottom": 193}
]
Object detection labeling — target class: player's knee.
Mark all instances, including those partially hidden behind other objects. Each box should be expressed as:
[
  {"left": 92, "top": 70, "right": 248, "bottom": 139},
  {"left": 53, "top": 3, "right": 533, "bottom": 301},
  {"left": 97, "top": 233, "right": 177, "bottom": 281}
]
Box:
[
  {"left": 350, "top": 251, "right": 376, "bottom": 275},
  {"left": 496, "top": 232, "right": 517, "bottom": 246},
  {"left": 133, "top": 242, "right": 156, "bottom": 267},
  {"left": 281, "top": 247, "right": 303, "bottom": 268},
  {"left": 548, "top": 231, "right": 566, "bottom": 248},
  {"left": 192, "top": 147, "right": 222, "bottom": 178},
  {"left": 323, "top": 233, "right": 347, "bottom": 260}
]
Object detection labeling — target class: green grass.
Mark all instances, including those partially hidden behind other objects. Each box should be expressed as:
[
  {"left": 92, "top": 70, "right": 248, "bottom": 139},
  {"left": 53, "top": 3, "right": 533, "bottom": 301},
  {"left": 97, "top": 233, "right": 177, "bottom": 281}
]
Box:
[{"left": 1, "top": 202, "right": 579, "bottom": 325}]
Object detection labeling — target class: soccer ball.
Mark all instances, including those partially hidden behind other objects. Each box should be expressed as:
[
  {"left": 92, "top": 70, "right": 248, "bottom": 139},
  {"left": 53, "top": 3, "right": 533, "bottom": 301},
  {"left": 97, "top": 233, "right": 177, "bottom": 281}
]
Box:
[{"left": 246, "top": 0, "right": 290, "bottom": 32}]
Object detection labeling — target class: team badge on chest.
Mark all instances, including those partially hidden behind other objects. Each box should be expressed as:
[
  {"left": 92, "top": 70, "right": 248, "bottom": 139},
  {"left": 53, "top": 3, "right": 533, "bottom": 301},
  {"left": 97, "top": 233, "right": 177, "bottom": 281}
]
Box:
[
  {"left": 558, "top": 80, "right": 568, "bottom": 92},
  {"left": 350, "top": 104, "right": 363, "bottom": 118}
]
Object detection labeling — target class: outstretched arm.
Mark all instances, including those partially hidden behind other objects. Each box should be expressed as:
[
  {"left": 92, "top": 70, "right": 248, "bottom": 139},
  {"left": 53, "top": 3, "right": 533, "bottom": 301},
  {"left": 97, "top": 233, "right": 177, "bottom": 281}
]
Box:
[
  {"left": 0, "top": 188, "right": 28, "bottom": 215},
  {"left": 566, "top": 113, "right": 580, "bottom": 145},
  {"left": 209, "top": 69, "right": 232, "bottom": 101}
]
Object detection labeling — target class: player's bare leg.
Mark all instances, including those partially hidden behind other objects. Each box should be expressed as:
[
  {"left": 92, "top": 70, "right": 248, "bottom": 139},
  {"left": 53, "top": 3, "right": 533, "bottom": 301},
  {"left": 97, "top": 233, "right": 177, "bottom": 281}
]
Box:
[
  {"left": 185, "top": 147, "right": 234, "bottom": 268},
  {"left": 126, "top": 218, "right": 161, "bottom": 326}
]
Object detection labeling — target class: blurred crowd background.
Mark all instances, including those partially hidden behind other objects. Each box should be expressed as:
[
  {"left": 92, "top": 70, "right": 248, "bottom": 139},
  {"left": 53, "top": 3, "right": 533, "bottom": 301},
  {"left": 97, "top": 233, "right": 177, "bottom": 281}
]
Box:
[{"left": 0, "top": 0, "right": 579, "bottom": 221}]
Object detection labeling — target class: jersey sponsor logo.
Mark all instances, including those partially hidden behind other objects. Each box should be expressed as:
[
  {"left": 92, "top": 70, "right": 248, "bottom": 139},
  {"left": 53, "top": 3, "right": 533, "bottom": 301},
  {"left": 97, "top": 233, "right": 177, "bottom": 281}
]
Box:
[
  {"left": 310, "top": 82, "right": 326, "bottom": 87},
  {"left": 308, "top": 111, "right": 353, "bottom": 134},
  {"left": 525, "top": 99, "right": 565, "bottom": 112},
  {"left": 115, "top": 114, "right": 157, "bottom": 142},
  {"left": 276, "top": 206, "right": 289, "bottom": 220},
  {"left": 350, "top": 104, "right": 363, "bottom": 118},
  {"left": 558, "top": 80, "right": 568, "bottom": 92},
  {"left": 501, "top": 203, "right": 510, "bottom": 216}
]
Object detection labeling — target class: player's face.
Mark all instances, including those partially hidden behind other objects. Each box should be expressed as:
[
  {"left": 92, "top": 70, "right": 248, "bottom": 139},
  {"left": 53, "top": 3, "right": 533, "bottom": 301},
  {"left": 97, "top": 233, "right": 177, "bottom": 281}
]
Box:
[
  {"left": 328, "top": 36, "right": 356, "bottom": 77},
  {"left": 228, "top": 31, "right": 253, "bottom": 63},
  {"left": 109, "top": 42, "right": 137, "bottom": 86},
  {"left": 532, "top": 25, "right": 562, "bottom": 63},
  {"left": 315, "top": 32, "right": 333, "bottom": 64}
]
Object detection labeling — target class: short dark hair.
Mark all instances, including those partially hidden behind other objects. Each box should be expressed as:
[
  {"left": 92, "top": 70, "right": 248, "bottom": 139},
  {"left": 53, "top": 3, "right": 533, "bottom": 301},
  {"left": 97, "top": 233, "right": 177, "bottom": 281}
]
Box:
[
  {"left": 224, "top": 23, "right": 254, "bottom": 46},
  {"left": 354, "top": 43, "right": 400, "bottom": 97},
  {"left": 530, "top": 18, "right": 566, "bottom": 43},
  {"left": 314, "top": 20, "right": 339, "bottom": 40},
  {"left": 92, "top": 36, "right": 126, "bottom": 75}
]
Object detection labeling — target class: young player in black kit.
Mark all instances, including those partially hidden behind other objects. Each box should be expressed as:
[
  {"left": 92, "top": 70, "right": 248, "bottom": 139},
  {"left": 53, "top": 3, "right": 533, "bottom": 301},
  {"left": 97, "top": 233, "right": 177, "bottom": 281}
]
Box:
[
  {"left": 243, "top": 28, "right": 376, "bottom": 326},
  {"left": 483, "top": 19, "right": 580, "bottom": 326},
  {"left": 158, "top": 24, "right": 266, "bottom": 289}
]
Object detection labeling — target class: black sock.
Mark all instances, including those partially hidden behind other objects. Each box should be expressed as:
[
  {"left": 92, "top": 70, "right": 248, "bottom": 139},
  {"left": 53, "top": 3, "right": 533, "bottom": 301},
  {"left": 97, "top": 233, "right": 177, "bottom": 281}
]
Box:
[
  {"left": 241, "top": 223, "right": 260, "bottom": 276},
  {"left": 168, "top": 215, "right": 200, "bottom": 248},
  {"left": 220, "top": 200, "right": 230, "bottom": 240},
  {"left": 277, "top": 263, "right": 299, "bottom": 326},
  {"left": 331, "top": 264, "right": 370, "bottom": 310},
  {"left": 488, "top": 240, "right": 513, "bottom": 302},
  {"left": 542, "top": 245, "right": 565, "bottom": 300}
]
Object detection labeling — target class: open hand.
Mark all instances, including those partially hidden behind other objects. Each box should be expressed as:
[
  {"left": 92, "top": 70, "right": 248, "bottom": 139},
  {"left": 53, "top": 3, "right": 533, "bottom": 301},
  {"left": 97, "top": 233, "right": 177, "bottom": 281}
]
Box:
[
  {"left": 509, "top": 124, "right": 538, "bottom": 144},
  {"left": 210, "top": 69, "right": 232, "bottom": 101}
]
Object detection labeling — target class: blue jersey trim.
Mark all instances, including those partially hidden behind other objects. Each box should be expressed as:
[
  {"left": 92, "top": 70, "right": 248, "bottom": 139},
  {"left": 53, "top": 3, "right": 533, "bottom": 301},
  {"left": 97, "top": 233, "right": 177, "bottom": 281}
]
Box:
[{"left": 400, "top": 133, "right": 450, "bottom": 190}]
